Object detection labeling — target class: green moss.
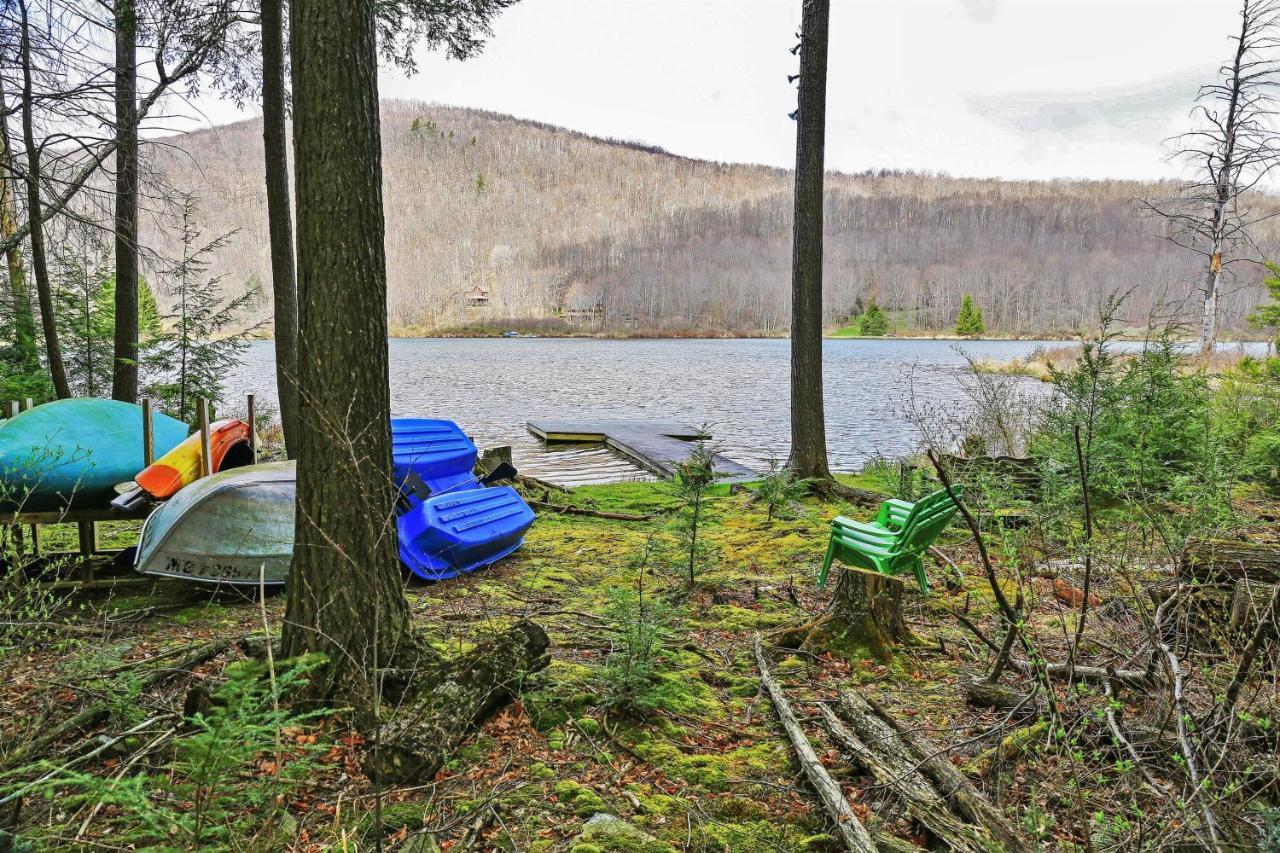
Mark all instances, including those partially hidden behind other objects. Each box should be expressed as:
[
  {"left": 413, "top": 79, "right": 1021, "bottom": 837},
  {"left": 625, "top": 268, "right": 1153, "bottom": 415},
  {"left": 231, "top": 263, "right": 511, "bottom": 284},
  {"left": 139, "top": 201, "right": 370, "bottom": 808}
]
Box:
[
  {"left": 357, "top": 801, "right": 426, "bottom": 836},
  {"left": 571, "top": 814, "right": 676, "bottom": 853},
  {"left": 555, "top": 780, "right": 609, "bottom": 817}
]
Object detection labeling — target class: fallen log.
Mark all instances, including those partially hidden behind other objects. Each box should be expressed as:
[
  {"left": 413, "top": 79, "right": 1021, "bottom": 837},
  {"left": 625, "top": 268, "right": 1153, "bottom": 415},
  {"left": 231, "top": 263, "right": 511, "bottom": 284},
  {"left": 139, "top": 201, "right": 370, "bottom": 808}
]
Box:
[
  {"left": 369, "top": 620, "right": 551, "bottom": 784},
  {"left": 1010, "top": 658, "right": 1155, "bottom": 690},
  {"left": 820, "top": 704, "right": 991, "bottom": 853},
  {"left": 1179, "top": 538, "right": 1280, "bottom": 586},
  {"left": 753, "top": 633, "right": 877, "bottom": 853},
  {"left": 526, "top": 499, "right": 653, "bottom": 522},
  {"left": 829, "top": 690, "right": 1029, "bottom": 852},
  {"left": 960, "top": 680, "right": 1043, "bottom": 718},
  {"left": 860, "top": 694, "right": 1030, "bottom": 853}
]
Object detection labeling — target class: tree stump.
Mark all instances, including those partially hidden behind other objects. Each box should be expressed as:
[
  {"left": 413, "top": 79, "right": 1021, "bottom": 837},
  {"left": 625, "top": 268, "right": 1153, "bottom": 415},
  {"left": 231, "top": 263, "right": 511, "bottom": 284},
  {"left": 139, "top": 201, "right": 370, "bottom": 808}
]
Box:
[{"left": 773, "top": 566, "right": 914, "bottom": 659}]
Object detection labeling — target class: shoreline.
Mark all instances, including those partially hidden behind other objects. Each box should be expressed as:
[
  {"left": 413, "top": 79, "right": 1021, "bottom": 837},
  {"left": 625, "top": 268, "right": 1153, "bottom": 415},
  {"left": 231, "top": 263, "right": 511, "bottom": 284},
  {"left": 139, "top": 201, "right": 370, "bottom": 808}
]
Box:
[{"left": 245, "top": 328, "right": 1273, "bottom": 344}]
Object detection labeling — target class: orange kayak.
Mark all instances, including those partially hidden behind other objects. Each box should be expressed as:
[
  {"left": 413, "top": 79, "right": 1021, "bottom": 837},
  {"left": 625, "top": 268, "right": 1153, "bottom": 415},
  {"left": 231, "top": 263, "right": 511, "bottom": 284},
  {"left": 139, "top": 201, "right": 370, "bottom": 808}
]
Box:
[{"left": 135, "top": 419, "right": 255, "bottom": 499}]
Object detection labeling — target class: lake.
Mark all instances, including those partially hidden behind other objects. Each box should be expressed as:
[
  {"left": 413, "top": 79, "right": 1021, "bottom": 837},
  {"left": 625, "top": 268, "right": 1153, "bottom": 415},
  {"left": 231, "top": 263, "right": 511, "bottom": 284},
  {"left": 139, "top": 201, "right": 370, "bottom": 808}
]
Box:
[{"left": 224, "top": 337, "right": 1266, "bottom": 485}]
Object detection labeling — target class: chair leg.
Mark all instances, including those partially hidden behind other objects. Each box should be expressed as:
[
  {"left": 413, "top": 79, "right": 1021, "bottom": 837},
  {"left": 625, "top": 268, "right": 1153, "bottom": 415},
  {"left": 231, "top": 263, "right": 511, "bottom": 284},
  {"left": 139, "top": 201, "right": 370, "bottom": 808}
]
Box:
[
  {"left": 818, "top": 539, "right": 837, "bottom": 589},
  {"left": 913, "top": 557, "right": 930, "bottom": 594}
]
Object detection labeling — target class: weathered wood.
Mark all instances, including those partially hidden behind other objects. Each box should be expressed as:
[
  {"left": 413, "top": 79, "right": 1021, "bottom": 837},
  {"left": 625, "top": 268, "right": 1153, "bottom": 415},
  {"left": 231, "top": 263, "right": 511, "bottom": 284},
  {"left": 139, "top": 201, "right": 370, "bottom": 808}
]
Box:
[
  {"left": 370, "top": 620, "right": 551, "bottom": 784},
  {"left": 831, "top": 567, "right": 910, "bottom": 648},
  {"left": 1179, "top": 538, "right": 1280, "bottom": 586},
  {"left": 753, "top": 634, "right": 876, "bottom": 853},
  {"left": 1228, "top": 580, "right": 1279, "bottom": 635},
  {"left": 960, "top": 680, "right": 1043, "bottom": 717},
  {"left": 825, "top": 693, "right": 999, "bottom": 853},
  {"left": 860, "top": 694, "right": 1030, "bottom": 853},
  {"left": 197, "top": 397, "right": 212, "bottom": 478}
]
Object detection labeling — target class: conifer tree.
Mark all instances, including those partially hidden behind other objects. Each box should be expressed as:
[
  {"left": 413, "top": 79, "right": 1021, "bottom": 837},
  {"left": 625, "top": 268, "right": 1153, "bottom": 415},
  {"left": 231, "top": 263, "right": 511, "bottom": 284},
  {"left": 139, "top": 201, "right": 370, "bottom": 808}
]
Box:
[
  {"left": 144, "top": 195, "right": 256, "bottom": 422},
  {"left": 859, "top": 299, "right": 889, "bottom": 336},
  {"left": 955, "top": 293, "right": 985, "bottom": 337}
]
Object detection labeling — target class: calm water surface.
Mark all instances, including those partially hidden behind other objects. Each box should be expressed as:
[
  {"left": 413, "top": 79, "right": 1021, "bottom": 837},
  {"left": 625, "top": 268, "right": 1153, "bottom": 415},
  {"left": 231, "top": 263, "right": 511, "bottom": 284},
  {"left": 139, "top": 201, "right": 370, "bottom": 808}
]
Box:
[{"left": 224, "top": 338, "right": 1265, "bottom": 485}]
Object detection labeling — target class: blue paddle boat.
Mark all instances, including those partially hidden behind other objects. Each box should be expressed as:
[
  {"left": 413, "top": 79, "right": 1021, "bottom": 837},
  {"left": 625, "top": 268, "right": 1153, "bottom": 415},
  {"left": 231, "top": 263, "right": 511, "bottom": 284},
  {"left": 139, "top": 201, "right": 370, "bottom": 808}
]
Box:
[
  {"left": 392, "top": 419, "right": 536, "bottom": 580},
  {"left": 0, "top": 398, "right": 189, "bottom": 513}
]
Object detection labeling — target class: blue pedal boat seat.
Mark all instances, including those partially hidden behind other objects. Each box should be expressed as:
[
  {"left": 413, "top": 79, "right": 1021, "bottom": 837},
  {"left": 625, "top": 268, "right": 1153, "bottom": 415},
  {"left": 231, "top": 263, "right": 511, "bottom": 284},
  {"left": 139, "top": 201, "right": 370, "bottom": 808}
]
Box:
[
  {"left": 398, "top": 484, "right": 535, "bottom": 581},
  {"left": 391, "top": 418, "right": 479, "bottom": 495}
]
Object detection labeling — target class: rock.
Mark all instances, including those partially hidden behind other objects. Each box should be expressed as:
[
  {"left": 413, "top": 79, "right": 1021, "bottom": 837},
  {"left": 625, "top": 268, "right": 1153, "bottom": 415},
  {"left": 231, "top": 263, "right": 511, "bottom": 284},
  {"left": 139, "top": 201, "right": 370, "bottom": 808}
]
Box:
[{"left": 570, "top": 813, "right": 675, "bottom": 853}]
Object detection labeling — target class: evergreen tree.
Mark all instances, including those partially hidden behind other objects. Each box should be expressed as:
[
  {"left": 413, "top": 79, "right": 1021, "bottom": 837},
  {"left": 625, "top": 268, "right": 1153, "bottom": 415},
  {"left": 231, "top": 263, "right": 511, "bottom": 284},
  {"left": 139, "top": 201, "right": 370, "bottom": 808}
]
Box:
[
  {"left": 955, "top": 292, "right": 985, "bottom": 337},
  {"left": 53, "top": 226, "right": 161, "bottom": 398},
  {"left": 858, "top": 299, "right": 889, "bottom": 336},
  {"left": 1248, "top": 262, "right": 1280, "bottom": 349},
  {"left": 144, "top": 195, "right": 256, "bottom": 422}
]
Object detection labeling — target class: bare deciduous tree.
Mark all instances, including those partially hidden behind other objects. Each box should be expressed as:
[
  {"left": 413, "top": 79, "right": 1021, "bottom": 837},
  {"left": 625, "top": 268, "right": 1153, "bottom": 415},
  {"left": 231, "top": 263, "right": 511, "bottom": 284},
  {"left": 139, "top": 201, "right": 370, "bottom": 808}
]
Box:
[{"left": 1142, "top": 0, "right": 1280, "bottom": 352}]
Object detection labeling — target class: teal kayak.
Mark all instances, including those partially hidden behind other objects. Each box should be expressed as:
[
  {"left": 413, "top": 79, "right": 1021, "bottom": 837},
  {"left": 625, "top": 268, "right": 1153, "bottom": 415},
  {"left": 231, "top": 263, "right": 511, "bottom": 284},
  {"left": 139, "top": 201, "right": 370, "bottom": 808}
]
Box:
[{"left": 0, "top": 398, "right": 190, "bottom": 513}]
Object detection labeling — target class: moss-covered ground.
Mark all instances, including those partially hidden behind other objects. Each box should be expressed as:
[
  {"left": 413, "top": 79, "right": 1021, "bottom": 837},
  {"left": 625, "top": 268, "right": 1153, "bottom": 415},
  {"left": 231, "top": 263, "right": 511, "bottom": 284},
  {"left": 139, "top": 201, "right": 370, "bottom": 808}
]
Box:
[{"left": 3, "top": 472, "right": 1277, "bottom": 851}]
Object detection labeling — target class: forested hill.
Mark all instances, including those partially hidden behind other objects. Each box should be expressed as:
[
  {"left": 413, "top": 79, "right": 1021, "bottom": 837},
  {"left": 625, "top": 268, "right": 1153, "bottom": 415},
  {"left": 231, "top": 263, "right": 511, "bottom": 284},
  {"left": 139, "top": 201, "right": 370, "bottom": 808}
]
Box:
[{"left": 149, "top": 100, "right": 1271, "bottom": 336}]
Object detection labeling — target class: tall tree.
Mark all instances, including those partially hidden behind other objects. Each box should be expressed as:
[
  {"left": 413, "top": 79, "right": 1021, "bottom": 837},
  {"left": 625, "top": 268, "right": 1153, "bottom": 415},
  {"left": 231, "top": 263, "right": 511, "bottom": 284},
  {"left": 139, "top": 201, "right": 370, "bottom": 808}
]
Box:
[
  {"left": 0, "top": 81, "right": 37, "bottom": 372},
  {"left": 111, "top": 0, "right": 140, "bottom": 402},
  {"left": 259, "top": 0, "right": 300, "bottom": 457},
  {"left": 1142, "top": 0, "right": 1280, "bottom": 353},
  {"left": 786, "top": 0, "right": 831, "bottom": 480},
  {"left": 17, "top": 0, "right": 70, "bottom": 398},
  {"left": 280, "top": 0, "right": 412, "bottom": 703}
]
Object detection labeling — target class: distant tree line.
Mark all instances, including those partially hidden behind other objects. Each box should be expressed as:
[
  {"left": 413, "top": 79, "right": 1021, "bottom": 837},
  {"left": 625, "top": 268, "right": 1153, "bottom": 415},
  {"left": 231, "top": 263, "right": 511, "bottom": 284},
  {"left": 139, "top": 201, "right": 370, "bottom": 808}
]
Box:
[{"left": 152, "top": 104, "right": 1277, "bottom": 339}]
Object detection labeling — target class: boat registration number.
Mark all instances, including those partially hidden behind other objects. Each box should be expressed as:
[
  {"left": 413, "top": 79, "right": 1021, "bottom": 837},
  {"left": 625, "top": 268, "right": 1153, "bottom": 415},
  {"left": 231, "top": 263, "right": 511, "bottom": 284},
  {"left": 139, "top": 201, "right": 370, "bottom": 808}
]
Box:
[{"left": 164, "top": 557, "right": 265, "bottom": 583}]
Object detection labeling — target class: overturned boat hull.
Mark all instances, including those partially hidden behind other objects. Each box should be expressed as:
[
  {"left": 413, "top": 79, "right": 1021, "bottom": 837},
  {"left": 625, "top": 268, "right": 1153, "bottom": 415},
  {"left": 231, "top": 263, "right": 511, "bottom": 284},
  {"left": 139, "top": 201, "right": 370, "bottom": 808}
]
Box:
[
  {"left": 1, "top": 398, "right": 189, "bottom": 513},
  {"left": 135, "top": 462, "right": 295, "bottom": 585}
]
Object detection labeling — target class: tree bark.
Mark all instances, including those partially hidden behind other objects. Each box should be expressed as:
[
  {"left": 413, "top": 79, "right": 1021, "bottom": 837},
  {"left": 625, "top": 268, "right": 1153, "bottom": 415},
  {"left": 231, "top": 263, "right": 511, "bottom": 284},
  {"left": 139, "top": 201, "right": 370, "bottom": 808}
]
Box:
[
  {"left": 281, "top": 0, "right": 412, "bottom": 705},
  {"left": 368, "top": 620, "right": 551, "bottom": 782},
  {"left": 17, "top": 2, "right": 70, "bottom": 399},
  {"left": 773, "top": 566, "right": 911, "bottom": 659},
  {"left": 111, "top": 0, "right": 140, "bottom": 402},
  {"left": 1179, "top": 537, "right": 1280, "bottom": 586},
  {"left": 786, "top": 0, "right": 831, "bottom": 480},
  {"left": 0, "top": 84, "right": 37, "bottom": 373},
  {"left": 260, "top": 0, "right": 301, "bottom": 458}
]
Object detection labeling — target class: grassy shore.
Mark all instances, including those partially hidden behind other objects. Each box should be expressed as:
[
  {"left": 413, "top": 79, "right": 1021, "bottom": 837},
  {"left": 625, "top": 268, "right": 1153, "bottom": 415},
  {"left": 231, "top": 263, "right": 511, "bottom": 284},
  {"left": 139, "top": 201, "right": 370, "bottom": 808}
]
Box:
[{"left": 6, "top": 464, "right": 1278, "bottom": 849}]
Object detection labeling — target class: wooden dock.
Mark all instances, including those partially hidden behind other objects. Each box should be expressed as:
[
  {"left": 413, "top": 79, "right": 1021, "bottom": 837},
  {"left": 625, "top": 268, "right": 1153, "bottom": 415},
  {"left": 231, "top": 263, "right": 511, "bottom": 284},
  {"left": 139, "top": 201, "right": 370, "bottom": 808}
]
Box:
[{"left": 526, "top": 420, "right": 757, "bottom": 483}]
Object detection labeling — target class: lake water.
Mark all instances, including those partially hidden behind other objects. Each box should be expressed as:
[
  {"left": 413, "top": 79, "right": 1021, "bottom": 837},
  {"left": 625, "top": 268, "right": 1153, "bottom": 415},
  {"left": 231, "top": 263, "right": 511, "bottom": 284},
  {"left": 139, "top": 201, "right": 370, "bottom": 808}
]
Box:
[{"left": 224, "top": 338, "right": 1267, "bottom": 485}]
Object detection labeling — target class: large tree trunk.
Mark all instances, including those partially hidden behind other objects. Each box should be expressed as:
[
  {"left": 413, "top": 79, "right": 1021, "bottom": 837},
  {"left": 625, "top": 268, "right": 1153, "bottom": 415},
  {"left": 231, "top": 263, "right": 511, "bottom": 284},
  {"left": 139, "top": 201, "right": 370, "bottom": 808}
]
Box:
[
  {"left": 786, "top": 0, "right": 831, "bottom": 480},
  {"left": 111, "top": 0, "right": 140, "bottom": 403},
  {"left": 281, "top": 0, "right": 412, "bottom": 705},
  {"left": 0, "top": 83, "right": 38, "bottom": 373},
  {"left": 18, "top": 2, "right": 70, "bottom": 399},
  {"left": 260, "top": 0, "right": 301, "bottom": 458}
]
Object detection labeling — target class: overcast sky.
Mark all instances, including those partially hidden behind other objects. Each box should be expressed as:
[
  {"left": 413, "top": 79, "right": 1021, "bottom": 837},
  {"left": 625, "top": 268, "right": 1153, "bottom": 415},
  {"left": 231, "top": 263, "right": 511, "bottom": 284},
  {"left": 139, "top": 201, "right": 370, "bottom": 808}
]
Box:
[{"left": 193, "top": 0, "right": 1237, "bottom": 181}]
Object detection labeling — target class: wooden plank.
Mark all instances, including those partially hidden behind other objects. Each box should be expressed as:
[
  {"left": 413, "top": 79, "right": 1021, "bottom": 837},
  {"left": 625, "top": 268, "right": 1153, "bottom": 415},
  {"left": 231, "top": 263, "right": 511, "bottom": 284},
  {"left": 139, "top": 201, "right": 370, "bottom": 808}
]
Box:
[
  {"left": 197, "top": 398, "right": 212, "bottom": 478},
  {"left": 9, "top": 506, "right": 153, "bottom": 525},
  {"left": 142, "top": 397, "right": 155, "bottom": 466},
  {"left": 247, "top": 394, "right": 258, "bottom": 464}
]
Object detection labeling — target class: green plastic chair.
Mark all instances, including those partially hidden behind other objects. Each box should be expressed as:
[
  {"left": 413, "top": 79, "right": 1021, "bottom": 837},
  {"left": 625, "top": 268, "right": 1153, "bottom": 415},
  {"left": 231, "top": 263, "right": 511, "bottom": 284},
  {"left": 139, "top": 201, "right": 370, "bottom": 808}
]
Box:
[{"left": 817, "top": 486, "right": 963, "bottom": 594}]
